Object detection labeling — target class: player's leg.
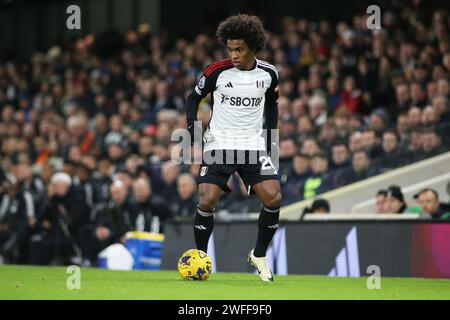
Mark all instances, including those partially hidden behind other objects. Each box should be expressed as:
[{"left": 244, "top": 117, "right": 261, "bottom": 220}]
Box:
[
  {"left": 195, "top": 150, "right": 235, "bottom": 253},
  {"left": 251, "top": 179, "right": 282, "bottom": 257},
  {"left": 246, "top": 179, "right": 281, "bottom": 281},
  {"left": 238, "top": 150, "right": 281, "bottom": 281},
  {"left": 194, "top": 183, "right": 222, "bottom": 253}
]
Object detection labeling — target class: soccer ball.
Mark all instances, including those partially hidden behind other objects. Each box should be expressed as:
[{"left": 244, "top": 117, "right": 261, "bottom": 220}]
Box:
[{"left": 178, "top": 249, "right": 212, "bottom": 281}]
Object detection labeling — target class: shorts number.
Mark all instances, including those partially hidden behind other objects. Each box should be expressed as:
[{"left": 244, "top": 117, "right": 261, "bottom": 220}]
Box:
[{"left": 259, "top": 156, "right": 277, "bottom": 174}]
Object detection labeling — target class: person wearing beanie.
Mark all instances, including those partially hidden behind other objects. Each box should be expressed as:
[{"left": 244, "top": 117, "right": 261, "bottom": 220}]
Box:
[
  {"left": 385, "top": 185, "right": 408, "bottom": 213},
  {"left": 310, "top": 199, "right": 330, "bottom": 213}
]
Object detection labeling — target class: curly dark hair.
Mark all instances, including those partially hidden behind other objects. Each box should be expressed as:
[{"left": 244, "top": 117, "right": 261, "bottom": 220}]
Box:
[{"left": 216, "top": 14, "right": 267, "bottom": 53}]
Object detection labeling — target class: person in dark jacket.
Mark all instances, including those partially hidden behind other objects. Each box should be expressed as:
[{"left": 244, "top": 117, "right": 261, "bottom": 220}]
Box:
[
  {"left": 173, "top": 173, "right": 198, "bottom": 218},
  {"left": 283, "top": 153, "right": 311, "bottom": 204},
  {"left": 91, "top": 157, "right": 113, "bottom": 204},
  {"left": 0, "top": 178, "right": 33, "bottom": 263},
  {"left": 74, "top": 162, "right": 96, "bottom": 210},
  {"left": 335, "top": 149, "right": 379, "bottom": 187},
  {"left": 159, "top": 161, "right": 181, "bottom": 205},
  {"left": 12, "top": 162, "right": 46, "bottom": 214},
  {"left": 132, "top": 177, "right": 172, "bottom": 233},
  {"left": 417, "top": 188, "right": 450, "bottom": 220},
  {"left": 330, "top": 142, "right": 351, "bottom": 189},
  {"left": 79, "top": 179, "right": 136, "bottom": 265},
  {"left": 380, "top": 130, "right": 408, "bottom": 171},
  {"left": 30, "top": 172, "right": 89, "bottom": 265}
]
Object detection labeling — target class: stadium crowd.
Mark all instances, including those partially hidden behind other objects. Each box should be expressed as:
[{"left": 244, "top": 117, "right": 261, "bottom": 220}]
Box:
[{"left": 1, "top": 2, "right": 450, "bottom": 265}]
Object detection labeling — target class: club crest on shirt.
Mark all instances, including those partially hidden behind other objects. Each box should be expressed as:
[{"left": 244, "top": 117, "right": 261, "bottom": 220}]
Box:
[
  {"left": 200, "top": 166, "right": 208, "bottom": 177},
  {"left": 256, "top": 80, "right": 264, "bottom": 89}
]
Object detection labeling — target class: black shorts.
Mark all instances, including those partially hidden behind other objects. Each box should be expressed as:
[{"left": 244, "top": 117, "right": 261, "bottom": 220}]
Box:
[{"left": 197, "top": 150, "right": 279, "bottom": 193}]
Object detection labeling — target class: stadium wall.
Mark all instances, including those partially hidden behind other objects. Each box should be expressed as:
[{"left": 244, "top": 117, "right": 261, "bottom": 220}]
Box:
[{"left": 161, "top": 221, "right": 450, "bottom": 279}]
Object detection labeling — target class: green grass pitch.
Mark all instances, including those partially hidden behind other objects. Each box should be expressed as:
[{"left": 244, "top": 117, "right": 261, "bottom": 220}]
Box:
[{"left": 1, "top": 265, "right": 450, "bottom": 300}]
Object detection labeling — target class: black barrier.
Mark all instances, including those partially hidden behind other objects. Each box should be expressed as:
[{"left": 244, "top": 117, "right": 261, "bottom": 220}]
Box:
[{"left": 162, "top": 221, "right": 450, "bottom": 278}]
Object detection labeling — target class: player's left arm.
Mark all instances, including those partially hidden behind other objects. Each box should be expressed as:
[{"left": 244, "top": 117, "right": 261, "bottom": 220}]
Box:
[{"left": 264, "top": 72, "right": 279, "bottom": 155}]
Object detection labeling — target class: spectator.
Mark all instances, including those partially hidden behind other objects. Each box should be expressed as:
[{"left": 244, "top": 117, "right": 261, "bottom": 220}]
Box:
[
  {"left": 369, "top": 108, "right": 389, "bottom": 132},
  {"left": 407, "top": 106, "right": 422, "bottom": 128},
  {"left": 279, "top": 138, "right": 298, "bottom": 172},
  {"left": 385, "top": 185, "right": 408, "bottom": 214},
  {"left": 310, "top": 199, "right": 330, "bottom": 213},
  {"left": 330, "top": 142, "right": 351, "bottom": 188},
  {"left": 138, "top": 136, "right": 154, "bottom": 160},
  {"left": 362, "top": 129, "right": 383, "bottom": 158},
  {"left": 12, "top": 161, "right": 46, "bottom": 212},
  {"left": 432, "top": 95, "right": 449, "bottom": 118},
  {"left": 331, "top": 141, "right": 351, "bottom": 171},
  {"left": 283, "top": 153, "right": 311, "bottom": 204},
  {"left": 421, "top": 105, "right": 439, "bottom": 127},
  {"left": 174, "top": 173, "right": 198, "bottom": 218},
  {"left": 132, "top": 178, "right": 172, "bottom": 233},
  {"left": 318, "top": 122, "right": 338, "bottom": 151},
  {"left": 92, "top": 157, "right": 113, "bottom": 203},
  {"left": 375, "top": 189, "right": 388, "bottom": 214},
  {"left": 420, "top": 129, "right": 444, "bottom": 159},
  {"left": 107, "top": 142, "right": 126, "bottom": 166},
  {"left": 336, "top": 149, "right": 378, "bottom": 187},
  {"left": 348, "top": 131, "right": 364, "bottom": 153},
  {"left": 326, "top": 76, "right": 341, "bottom": 110},
  {"left": 308, "top": 94, "right": 328, "bottom": 126},
  {"left": 337, "top": 76, "right": 363, "bottom": 114},
  {"left": 393, "top": 83, "right": 411, "bottom": 120},
  {"left": 79, "top": 180, "right": 135, "bottom": 265},
  {"left": 348, "top": 114, "right": 363, "bottom": 131},
  {"left": 291, "top": 98, "right": 307, "bottom": 118},
  {"left": 302, "top": 198, "right": 330, "bottom": 216},
  {"left": 31, "top": 172, "right": 89, "bottom": 265},
  {"left": 407, "top": 126, "right": 424, "bottom": 161},
  {"left": 410, "top": 82, "right": 427, "bottom": 108},
  {"left": 160, "top": 161, "right": 181, "bottom": 204},
  {"left": 114, "top": 167, "right": 134, "bottom": 191},
  {"left": 67, "top": 114, "right": 96, "bottom": 155},
  {"left": 380, "top": 130, "right": 407, "bottom": 171},
  {"left": 0, "top": 178, "right": 32, "bottom": 263},
  {"left": 303, "top": 152, "right": 332, "bottom": 199},
  {"left": 340, "top": 30, "right": 358, "bottom": 74},
  {"left": 396, "top": 112, "right": 410, "bottom": 144},
  {"left": 74, "top": 162, "right": 95, "bottom": 209},
  {"left": 417, "top": 188, "right": 450, "bottom": 220},
  {"left": 296, "top": 115, "right": 315, "bottom": 136},
  {"left": 300, "top": 137, "right": 321, "bottom": 156},
  {"left": 332, "top": 109, "right": 351, "bottom": 138}
]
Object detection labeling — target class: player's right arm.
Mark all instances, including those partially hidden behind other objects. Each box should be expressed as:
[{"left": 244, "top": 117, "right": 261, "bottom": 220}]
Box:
[
  {"left": 185, "top": 60, "right": 232, "bottom": 145},
  {"left": 185, "top": 72, "right": 214, "bottom": 145}
]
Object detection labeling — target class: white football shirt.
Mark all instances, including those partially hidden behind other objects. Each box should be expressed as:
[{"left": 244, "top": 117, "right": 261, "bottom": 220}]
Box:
[{"left": 193, "top": 58, "right": 279, "bottom": 152}]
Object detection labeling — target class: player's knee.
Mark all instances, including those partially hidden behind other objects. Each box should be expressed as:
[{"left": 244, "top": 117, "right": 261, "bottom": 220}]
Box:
[
  {"left": 199, "top": 195, "right": 217, "bottom": 213},
  {"left": 264, "top": 190, "right": 282, "bottom": 209}
]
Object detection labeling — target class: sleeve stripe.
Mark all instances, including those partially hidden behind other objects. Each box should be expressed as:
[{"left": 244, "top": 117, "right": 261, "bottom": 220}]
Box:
[
  {"left": 257, "top": 60, "right": 279, "bottom": 78},
  {"left": 205, "top": 59, "right": 233, "bottom": 77}
]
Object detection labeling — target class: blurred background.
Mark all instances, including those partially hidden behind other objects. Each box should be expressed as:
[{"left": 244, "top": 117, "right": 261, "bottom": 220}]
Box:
[{"left": 1, "top": 0, "right": 448, "bottom": 60}]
